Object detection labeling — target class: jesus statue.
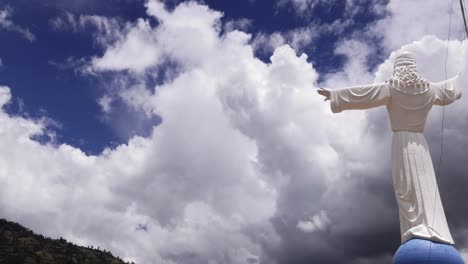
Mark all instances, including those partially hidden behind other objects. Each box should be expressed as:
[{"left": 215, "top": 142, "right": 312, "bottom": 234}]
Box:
[{"left": 318, "top": 51, "right": 464, "bottom": 263}]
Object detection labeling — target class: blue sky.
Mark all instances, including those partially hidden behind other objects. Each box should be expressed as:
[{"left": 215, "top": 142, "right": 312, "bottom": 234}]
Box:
[{"left": 1, "top": 0, "right": 468, "bottom": 263}]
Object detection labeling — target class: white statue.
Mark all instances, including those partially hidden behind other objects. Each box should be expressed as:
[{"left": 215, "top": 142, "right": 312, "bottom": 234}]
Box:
[{"left": 318, "top": 51, "right": 462, "bottom": 245}]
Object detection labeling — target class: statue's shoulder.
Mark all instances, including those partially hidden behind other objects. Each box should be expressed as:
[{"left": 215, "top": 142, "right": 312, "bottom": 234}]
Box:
[{"left": 386, "top": 80, "right": 430, "bottom": 95}]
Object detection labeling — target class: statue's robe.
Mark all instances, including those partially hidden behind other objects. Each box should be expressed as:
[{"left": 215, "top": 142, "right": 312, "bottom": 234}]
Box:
[{"left": 330, "top": 75, "right": 462, "bottom": 244}]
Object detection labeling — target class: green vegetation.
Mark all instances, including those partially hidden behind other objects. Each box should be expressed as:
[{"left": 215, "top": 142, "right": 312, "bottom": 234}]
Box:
[{"left": 0, "top": 219, "right": 133, "bottom": 264}]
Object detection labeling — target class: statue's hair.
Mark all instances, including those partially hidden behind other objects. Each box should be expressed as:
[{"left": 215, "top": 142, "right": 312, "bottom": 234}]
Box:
[{"left": 387, "top": 51, "right": 429, "bottom": 94}]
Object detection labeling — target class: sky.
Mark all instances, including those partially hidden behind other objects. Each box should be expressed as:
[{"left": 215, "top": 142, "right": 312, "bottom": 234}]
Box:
[{"left": 0, "top": 0, "right": 467, "bottom": 263}]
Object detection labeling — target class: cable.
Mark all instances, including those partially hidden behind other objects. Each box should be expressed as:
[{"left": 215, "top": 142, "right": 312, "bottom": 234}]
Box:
[
  {"left": 426, "top": 0, "right": 454, "bottom": 262},
  {"left": 464, "top": 0, "right": 468, "bottom": 40},
  {"left": 460, "top": 0, "right": 468, "bottom": 37}
]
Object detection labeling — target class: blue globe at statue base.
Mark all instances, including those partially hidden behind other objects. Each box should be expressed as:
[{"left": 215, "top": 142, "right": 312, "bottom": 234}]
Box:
[{"left": 393, "top": 239, "right": 465, "bottom": 264}]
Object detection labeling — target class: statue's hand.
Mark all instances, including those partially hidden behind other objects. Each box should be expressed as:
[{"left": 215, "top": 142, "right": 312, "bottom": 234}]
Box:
[{"left": 317, "top": 87, "right": 331, "bottom": 101}]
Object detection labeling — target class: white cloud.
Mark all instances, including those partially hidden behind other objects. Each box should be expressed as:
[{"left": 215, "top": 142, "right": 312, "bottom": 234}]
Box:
[
  {"left": 251, "top": 17, "right": 355, "bottom": 56},
  {"left": 325, "top": 39, "right": 375, "bottom": 86},
  {"left": 252, "top": 26, "right": 319, "bottom": 56},
  {"left": 277, "top": 0, "right": 322, "bottom": 14},
  {"left": 252, "top": 32, "right": 286, "bottom": 55},
  {"left": 0, "top": 86, "right": 11, "bottom": 106},
  {"left": 224, "top": 18, "right": 253, "bottom": 33},
  {"left": 91, "top": 18, "right": 160, "bottom": 73},
  {"left": 370, "top": 0, "right": 466, "bottom": 51},
  {"left": 98, "top": 95, "right": 113, "bottom": 113},
  {"left": 0, "top": 8, "right": 35, "bottom": 42},
  {"left": 49, "top": 12, "right": 77, "bottom": 31},
  {"left": 0, "top": 80, "right": 277, "bottom": 263},
  {"left": 297, "top": 210, "right": 331, "bottom": 233},
  {"left": 90, "top": 0, "right": 224, "bottom": 73},
  {"left": 145, "top": 0, "right": 168, "bottom": 20},
  {"left": 277, "top": 0, "right": 386, "bottom": 19},
  {"left": 50, "top": 12, "right": 124, "bottom": 47}
]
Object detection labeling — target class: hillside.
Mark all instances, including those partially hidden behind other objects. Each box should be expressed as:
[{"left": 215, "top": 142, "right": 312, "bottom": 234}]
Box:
[{"left": 0, "top": 219, "right": 132, "bottom": 264}]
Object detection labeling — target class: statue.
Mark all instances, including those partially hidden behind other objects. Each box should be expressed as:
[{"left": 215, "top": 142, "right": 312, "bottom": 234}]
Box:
[{"left": 318, "top": 51, "right": 464, "bottom": 264}]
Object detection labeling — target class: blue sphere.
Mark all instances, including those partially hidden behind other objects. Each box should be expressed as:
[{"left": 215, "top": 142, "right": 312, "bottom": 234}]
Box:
[{"left": 393, "top": 239, "right": 464, "bottom": 264}]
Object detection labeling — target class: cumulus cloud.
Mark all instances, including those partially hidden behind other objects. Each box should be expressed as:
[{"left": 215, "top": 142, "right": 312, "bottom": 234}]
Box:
[
  {"left": 2, "top": 0, "right": 468, "bottom": 264},
  {"left": 1, "top": 1, "right": 356, "bottom": 262},
  {"left": 370, "top": 0, "right": 466, "bottom": 51},
  {"left": 89, "top": 0, "right": 224, "bottom": 74},
  {"left": 0, "top": 8, "right": 35, "bottom": 41},
  {"left": 0, "top": 76, "right": 277, "bottom": 264},
  {"left": 0, "top": 4, "right": 283, "bottom": 263},
  {"left": 91, "top": 18, "right": 160, "bottom": 73}
]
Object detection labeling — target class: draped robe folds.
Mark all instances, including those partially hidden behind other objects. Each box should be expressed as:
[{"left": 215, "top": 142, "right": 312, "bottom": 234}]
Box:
[{"left": 330, "top": 75, "right": 462, "bottom": 244}]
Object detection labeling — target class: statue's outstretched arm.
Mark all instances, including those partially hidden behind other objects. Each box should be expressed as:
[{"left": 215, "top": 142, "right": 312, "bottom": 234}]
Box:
[
  {"left": 321, "top": 83, "right": 390, "bottom": 113},
  {"left": 432, "top": 75, "right": 462, "bottom": 106}
]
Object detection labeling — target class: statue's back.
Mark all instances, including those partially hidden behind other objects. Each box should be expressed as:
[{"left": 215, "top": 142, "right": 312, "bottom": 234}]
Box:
[{"left": 386, "top": 83, "right": 434, "bottom": 133}]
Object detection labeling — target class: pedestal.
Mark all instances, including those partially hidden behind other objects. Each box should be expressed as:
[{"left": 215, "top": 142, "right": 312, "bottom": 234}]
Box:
[{"left": 393, "top": 239, "right": 464, "bottom": 264}]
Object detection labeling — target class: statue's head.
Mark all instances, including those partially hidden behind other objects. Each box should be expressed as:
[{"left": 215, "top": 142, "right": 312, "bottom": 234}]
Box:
[
  {"left": 394, "top": 51, "right": 416, "bottom": 69},
  {"left": 389, "top": 51, "right": 429, "bottom": 90}
]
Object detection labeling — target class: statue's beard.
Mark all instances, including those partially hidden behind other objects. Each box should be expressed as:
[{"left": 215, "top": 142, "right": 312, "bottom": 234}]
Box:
[{"left": 388, "top": 65, "right": 429, "bottom": 93}]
